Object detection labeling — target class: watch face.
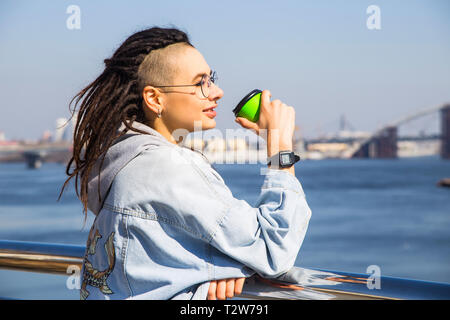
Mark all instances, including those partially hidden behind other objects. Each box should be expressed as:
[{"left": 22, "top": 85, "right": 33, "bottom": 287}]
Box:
[{"left": 280, "top": 153, "right": 291, "bottom": 165}]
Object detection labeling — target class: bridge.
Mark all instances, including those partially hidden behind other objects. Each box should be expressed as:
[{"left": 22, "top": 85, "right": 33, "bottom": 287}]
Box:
[
  {"left": 345, "top": 103, "right": 450, "bottom": 159},
  {"left": 0, "top": 142, "right": 72, "bottom": 169},
  {"left": 22, "top": 143, "right": 72, "bottom": 169}
]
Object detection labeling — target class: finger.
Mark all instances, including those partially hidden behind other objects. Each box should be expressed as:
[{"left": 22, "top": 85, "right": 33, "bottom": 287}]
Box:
[
  {"left": 225, "top": 279, "right": 235, "bottom": 298},
  {"left": 216, "top": 279, "right": 227, "bottom": 300},
  {"left": 234, "top": 277, "right": 246, "bottom": 296},
  {"left": 260, "top": 89, "right": 272, "bottom": 108},
  {"left": 207, "top": 281, "right": 217, "bottom": 300},
  {"left": 290, "top": 106, "right": 296, "bottom": 115},
  {"left": 271, "top": 99, "right": 282, "bottom": 107},
  {"left": 235, "top": 117, "right": 259, "bottom": 133}
]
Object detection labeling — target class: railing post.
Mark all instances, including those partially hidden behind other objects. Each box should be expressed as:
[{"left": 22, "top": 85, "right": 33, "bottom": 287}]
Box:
[{"left": 441, "top": 104, "right": 450, "bottom": 159}]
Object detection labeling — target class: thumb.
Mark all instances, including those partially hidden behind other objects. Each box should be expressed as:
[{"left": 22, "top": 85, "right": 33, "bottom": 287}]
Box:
[{"left": 235, "top": 117, "right": 259, "bottom": 133}]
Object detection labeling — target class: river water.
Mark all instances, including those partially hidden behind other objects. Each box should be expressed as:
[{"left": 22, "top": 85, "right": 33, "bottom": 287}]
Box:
[{"left": 0, "top": 156, "right": 449, "bottom": 299}]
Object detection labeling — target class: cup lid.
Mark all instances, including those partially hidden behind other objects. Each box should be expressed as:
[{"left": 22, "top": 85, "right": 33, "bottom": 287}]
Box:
[{"left": 232, "top": 89, "right": 262, "bottom": 116}]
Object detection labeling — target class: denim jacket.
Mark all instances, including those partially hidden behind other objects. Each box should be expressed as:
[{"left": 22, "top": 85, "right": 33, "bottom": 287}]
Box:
[{"left": 80, "top": 121, "right": 312, "bottom": 300}]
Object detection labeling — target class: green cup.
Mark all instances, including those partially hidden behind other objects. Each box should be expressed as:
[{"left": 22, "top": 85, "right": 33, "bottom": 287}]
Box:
[{"left": 232, "top": 89, "right": 262, "bottom": 123}]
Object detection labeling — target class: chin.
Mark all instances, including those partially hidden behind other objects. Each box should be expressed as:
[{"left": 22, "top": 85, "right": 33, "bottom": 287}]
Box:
[
  {"left": 199, "top": 113, "right": 216, "bottom": 130},
  {"left": 202, "top": 119, "right": 216, "bottom": 131}
]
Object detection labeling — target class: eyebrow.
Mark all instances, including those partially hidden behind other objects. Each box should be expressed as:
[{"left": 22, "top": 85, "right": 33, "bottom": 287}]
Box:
[{"left": 192, "top": 69, "right": 212, "bottom": 81}]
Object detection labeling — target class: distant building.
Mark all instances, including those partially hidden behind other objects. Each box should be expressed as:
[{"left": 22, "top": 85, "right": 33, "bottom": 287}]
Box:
[
  {"left": 336, "top": 130, "right": 371, "bottom": 139},
  {"left": 397, "top": 140, "right": 440, "bottom": 157},
  {"left": 55, "top": 118, "right": 69, "bottom": 142},
  {"left": 307, "top": 142, "right": 351, "bottom": 158},
  {"left": 0, "top": 131, "right": 19, "bottom": 148},
  {"left": 41, "top": 130, "right": 52, "bottom": 142}
]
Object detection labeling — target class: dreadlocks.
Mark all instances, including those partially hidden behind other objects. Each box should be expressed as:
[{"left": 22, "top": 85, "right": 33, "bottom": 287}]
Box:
[{"left": 58, "top": 26, "right": 194, "bottom": 220}]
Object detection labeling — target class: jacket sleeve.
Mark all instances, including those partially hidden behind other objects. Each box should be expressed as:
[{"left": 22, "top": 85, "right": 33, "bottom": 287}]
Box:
[
  {"left": 208, "top": 167, "right": 312, "bottom": 278},
  {"left": 141, "top": 147, "right": 312, "bottom": 278}
]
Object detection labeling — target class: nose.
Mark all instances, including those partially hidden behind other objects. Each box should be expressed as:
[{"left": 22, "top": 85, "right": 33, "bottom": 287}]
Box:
[{"left": 209, "top": 82, "right": 224, "bottom": 101}]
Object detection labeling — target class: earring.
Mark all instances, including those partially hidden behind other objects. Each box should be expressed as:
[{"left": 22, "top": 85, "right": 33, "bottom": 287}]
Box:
[{"left": 157, "top": 110, "right": 161, "bottom": 118}]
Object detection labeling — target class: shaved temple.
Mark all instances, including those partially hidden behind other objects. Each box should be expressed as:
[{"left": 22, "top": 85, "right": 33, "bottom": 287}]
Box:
[{"left": 137, "top": 42, "right": 191, "bottom": 94}]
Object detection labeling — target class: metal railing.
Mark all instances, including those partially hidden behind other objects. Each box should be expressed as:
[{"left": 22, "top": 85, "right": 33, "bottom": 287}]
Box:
[
  {"left": 1, "top": 239, "right": 450, "bottom": 300},
  {"left": 0, "top": 240, "right": 84, "bottom": 275}
]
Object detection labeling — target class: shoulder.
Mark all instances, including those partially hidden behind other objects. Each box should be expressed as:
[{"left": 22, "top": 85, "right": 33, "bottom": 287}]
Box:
[
  {"left": 114, "top": 145, "right": 233, "bottom": 203},
  {"left": 114, "top": 145, "right": 218, "bottom": 189}
]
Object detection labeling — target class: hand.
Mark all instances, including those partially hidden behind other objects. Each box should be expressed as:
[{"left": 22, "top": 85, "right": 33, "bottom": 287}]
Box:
[
  {"left": 207, "top": 277, "right": 245, "bottom": 300},
  {"left": 235, "top": 89, "right": 295, "bottom": 157}
]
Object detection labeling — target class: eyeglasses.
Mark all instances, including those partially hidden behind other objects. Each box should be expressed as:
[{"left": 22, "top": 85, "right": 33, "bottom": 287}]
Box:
[{"left": 152, "top": 70, "right": 218, "bottom": 98}]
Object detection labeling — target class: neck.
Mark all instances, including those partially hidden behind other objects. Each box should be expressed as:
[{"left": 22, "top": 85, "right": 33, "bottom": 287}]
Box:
[{"left": 148, "top": 119, "right": 187, "bottom": 145}]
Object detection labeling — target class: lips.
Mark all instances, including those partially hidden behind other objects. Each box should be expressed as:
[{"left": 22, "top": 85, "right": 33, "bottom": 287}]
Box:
[
  {"left": 202, "top": 105, "right": 217, "bottom": 112},
  {"left": 203, "top": 105, "right": 217, "bottom": 118}
]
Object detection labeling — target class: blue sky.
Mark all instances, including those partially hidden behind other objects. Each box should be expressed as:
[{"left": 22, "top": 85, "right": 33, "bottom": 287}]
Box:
[{"left": 1, "top": 0, "right": 449, "bottom": 140}]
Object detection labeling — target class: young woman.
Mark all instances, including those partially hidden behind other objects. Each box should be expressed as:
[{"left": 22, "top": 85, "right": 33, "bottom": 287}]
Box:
[{"left": 60, "top": 26, "right": 312, "bottom": 300}]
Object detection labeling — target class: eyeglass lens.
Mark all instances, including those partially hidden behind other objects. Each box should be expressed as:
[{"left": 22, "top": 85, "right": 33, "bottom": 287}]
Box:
[{"left": 201, "top": 71, "right": 217, "bottom": 98}]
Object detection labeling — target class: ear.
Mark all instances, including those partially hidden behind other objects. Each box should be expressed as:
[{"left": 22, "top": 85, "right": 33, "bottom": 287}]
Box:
[{"left": 142, "top": 85, "right": 163, "bottom": 114}]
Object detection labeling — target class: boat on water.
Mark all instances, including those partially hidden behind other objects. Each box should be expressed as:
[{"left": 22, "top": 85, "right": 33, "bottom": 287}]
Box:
[
  {"left": 437, "top": 178, "right": 450, "bottom": 188},
  {"left": 0, "top": 239, "right": 449, "bottom": 300}
]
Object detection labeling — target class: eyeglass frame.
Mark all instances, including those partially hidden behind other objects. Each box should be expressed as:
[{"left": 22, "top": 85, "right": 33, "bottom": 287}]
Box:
[{"left": 151, "top": 70, "right": 218, "bottom": 98}]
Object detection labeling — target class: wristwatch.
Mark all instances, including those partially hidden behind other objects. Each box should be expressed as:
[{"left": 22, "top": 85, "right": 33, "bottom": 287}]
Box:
[{"left": 267, "top": 150, "right": 301, "bottom": 168}]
